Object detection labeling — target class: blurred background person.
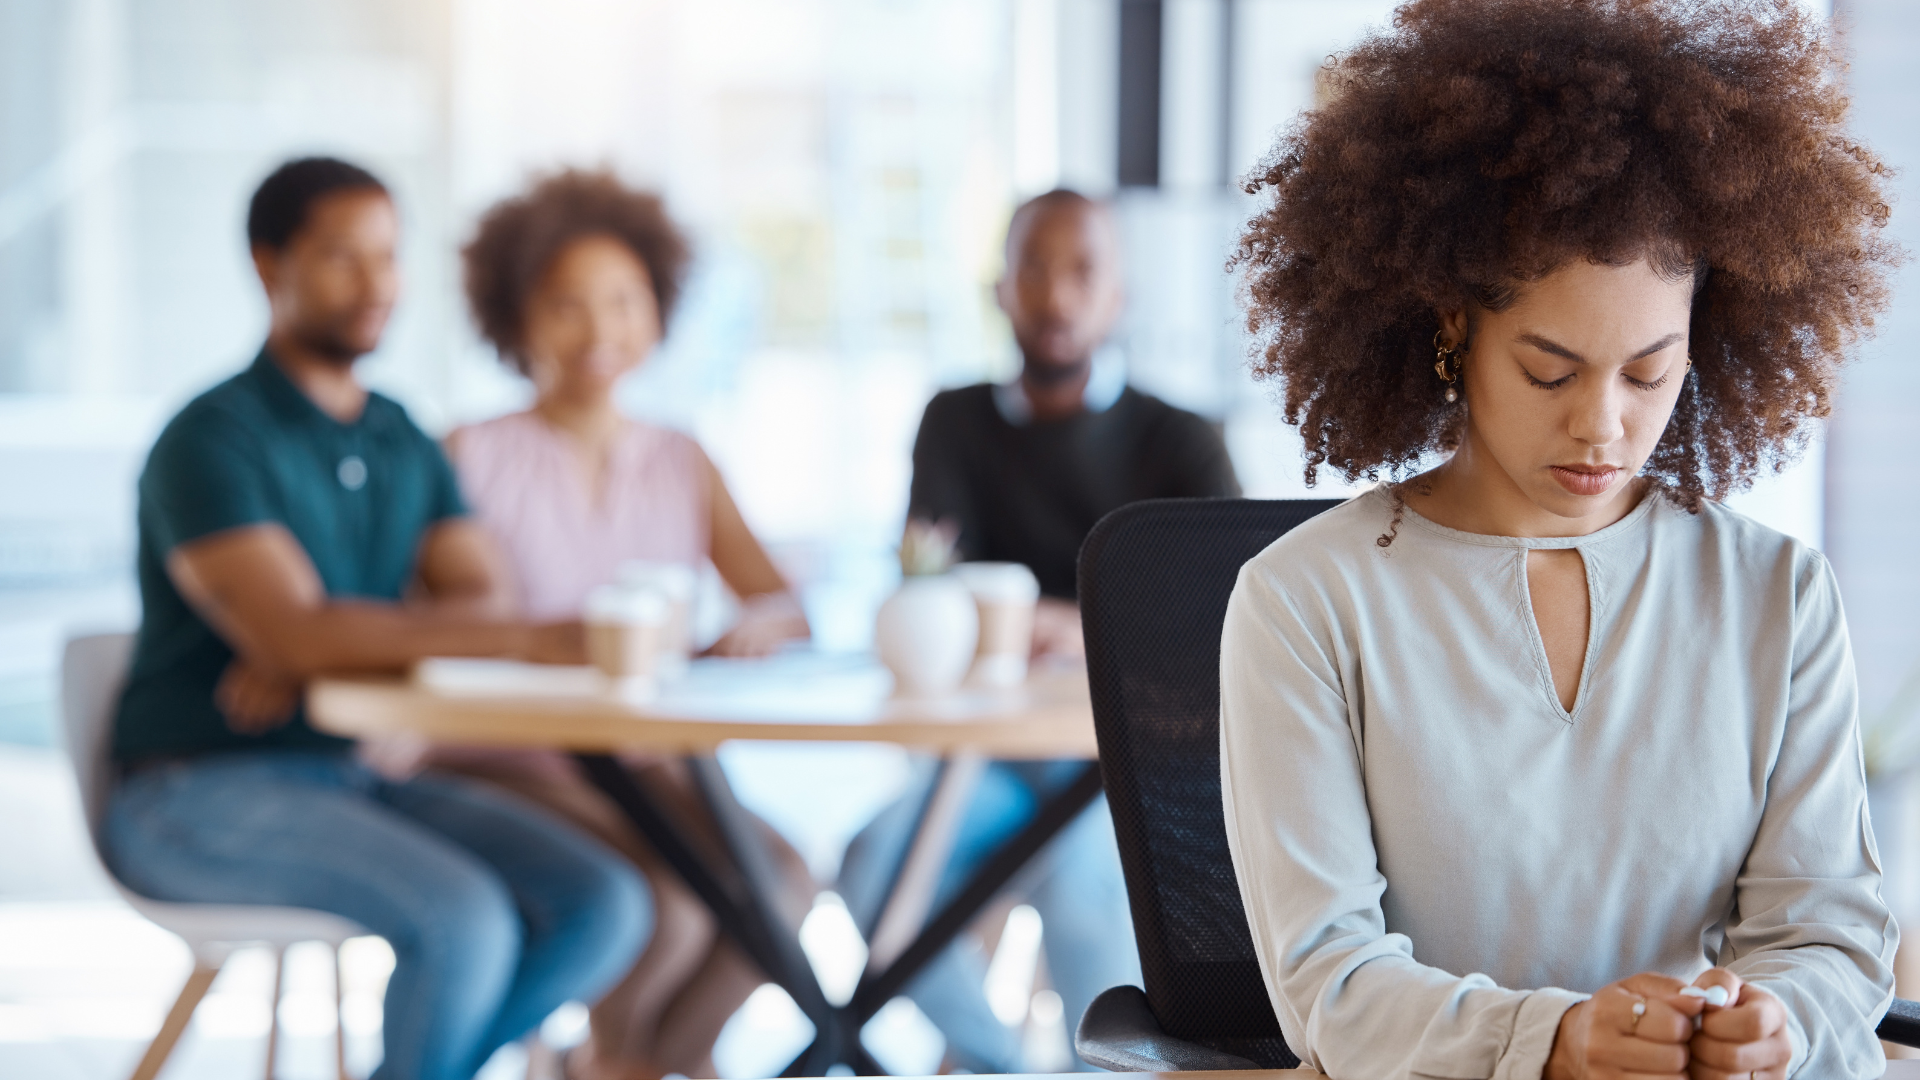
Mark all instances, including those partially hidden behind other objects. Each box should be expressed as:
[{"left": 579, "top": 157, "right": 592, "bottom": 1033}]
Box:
[
  {"left": 104, "top": 157, "right": 651, "bottom": 1080},
  {"left": 837, "top": 188, "right": 1234, "bottom": 1072},
  {"left": 908, "top": 189, "right": 1240, "bottom": 654},
  {"left": 436, "top": 168, "right": 813, "bottom": 1080}
]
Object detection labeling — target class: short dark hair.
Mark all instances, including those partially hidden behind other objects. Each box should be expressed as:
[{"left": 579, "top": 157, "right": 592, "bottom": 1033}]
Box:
[
  {"left": 462, "top": 169, "right": 691, "bottom": 373},
  {"left": 1005, "top": 188, "right": 1105, "bottom": 259},
  {"left": 247, "top": 157, "right": 388, "bottom": 251}
]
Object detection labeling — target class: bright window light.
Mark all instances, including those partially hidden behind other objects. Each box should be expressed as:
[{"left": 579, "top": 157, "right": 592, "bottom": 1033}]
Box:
[
  {"left": 797, "top": 890, "right": 868, "bottom": 1006},
  {"left": 983, "top": 902, "right": 1043, "bottom": 1026}
]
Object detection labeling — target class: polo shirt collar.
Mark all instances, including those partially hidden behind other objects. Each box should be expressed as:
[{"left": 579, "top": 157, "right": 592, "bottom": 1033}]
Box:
[
  {"left": 248, "top": 345, "right": 384, "bottom": 431},
  {"left": 992, "top": 345, "right": 1126, "bottom": 427}
]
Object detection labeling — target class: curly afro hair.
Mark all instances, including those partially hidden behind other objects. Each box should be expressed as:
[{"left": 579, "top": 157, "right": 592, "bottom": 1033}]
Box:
[
  {"left": 1235, "top": 0, "right": 1896, "bottom": 508},
  {"left": 463, "top": 169, "right": 691, "bottom": 374}
]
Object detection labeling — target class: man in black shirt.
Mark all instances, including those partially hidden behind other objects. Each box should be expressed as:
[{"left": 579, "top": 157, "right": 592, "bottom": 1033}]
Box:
[
  {"left": 908, "top": 188, "right": 1238, "bottom": 653},
  {"left": 841, "top": 191, "right": 1238, "bottom": 1071}
]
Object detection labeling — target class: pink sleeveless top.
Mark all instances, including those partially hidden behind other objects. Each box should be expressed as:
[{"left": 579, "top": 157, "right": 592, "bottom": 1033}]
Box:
[
  {"left": 449, "top": 410, "right": 710, "bottom": 619},
  {"left": 411, "top": 411, "right": 710, "bottom": 780}
]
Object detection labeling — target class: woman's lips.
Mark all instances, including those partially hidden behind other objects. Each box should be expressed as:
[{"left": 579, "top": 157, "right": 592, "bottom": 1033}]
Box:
[{"left": 1549, "top": 464, "right": 1622, "bottom": 496}]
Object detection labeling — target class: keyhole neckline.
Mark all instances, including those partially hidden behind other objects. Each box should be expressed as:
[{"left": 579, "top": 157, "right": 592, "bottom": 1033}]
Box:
[
  {"left": 1523, "top": 547, "right": 1596, "bottom": 720},
  {"left": 1386, "top": 484, "right": 1658, "bottom": 551}
]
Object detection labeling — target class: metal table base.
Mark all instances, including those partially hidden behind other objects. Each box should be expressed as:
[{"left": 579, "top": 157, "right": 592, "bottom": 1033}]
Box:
[{"left": 574, "top": 752, "right": 1103, "bottom": 1076}]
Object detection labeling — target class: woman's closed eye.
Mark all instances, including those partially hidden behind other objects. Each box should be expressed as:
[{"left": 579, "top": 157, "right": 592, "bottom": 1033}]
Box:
[{"left": 1522, "top": 367, "right": 1672, "bottom": 391}]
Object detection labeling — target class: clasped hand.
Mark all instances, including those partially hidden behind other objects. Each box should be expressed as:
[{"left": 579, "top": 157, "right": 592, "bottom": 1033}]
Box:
[
  {"left": 215, "top": 657, "right": 303, "bottom": 734},
  {"left": 1544, "top": 968, "right": 1792, "bottom": 1080}
]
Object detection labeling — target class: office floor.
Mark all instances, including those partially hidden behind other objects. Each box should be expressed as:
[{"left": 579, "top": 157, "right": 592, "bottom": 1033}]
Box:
[{"left": 0, "top": 739, "right": 1073, "bottom": 1079}]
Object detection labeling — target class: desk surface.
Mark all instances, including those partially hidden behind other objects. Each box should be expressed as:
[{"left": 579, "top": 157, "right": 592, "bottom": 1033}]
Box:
[{"left": 307, "top": 652, "right": 1098, "bottom": 757}]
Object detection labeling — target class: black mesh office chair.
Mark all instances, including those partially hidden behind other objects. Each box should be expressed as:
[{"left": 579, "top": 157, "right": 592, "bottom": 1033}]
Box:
[{"left": 1072, "top": 497, "right": 1920, "bottom": 1072}]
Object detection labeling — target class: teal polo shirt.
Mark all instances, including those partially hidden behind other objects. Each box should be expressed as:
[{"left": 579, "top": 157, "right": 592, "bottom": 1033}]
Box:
[{"left": 113, "top": 348, "right": 467, "bottom": 762}]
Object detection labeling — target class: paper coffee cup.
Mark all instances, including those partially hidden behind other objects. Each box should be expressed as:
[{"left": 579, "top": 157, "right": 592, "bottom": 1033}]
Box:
[
  {"left": 952, "top": 562, "right": 1040, "bottom": 688},
  {"left": 618, "top": 561, "right": 697, "bottom": 681},
  {"left": 585, "top": 584, "right": 669, "bottom": 696}
]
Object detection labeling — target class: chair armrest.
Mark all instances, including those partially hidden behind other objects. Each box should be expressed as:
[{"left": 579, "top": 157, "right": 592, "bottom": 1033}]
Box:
[
  {"left": 1880, "top": 997, "right": 1920, "bottom": 1048},
  {"left": 1074, "top": 985, "right": 1262, "bottom": 1072}
]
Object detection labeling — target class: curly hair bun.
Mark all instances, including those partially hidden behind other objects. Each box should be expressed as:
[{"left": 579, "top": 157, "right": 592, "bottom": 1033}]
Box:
[
  {"left": 1236, "top": 0, "right": 1897, "bottom": 507},
  {"left": 463, "top": 169, "right": 690, "bottom": 375}
]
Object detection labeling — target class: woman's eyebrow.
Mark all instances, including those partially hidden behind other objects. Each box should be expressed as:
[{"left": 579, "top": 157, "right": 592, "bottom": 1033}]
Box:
[
  {"left": 1628, "top": 332, "right": 1687, "bottom": 361},
  {"left": 1516, "top": 332, "right": 1584, "bottom": 361},
  {"left": 1516, "top": 331, "right": 1686, "bottom": 363}
]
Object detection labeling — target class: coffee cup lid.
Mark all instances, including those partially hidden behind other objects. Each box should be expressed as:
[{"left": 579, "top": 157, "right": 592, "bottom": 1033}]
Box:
[
  {"left": 586, "top": 584, "right": 670, "bottom": 625},
  {"left": 952, "top": 561, "right": 1040, "bottom": 602},
  {"left": 617, "top": 560, "right": 697, "bottom": 598}
]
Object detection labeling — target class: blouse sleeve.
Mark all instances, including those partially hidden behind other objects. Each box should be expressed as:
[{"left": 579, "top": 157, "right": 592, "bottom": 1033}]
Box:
[
  {"left": 1219, "top": 558, "right": 1586, "bottom": 1080},
  {"left": 1719, "top": 551, "right": 1896, "bottom": 1077}
]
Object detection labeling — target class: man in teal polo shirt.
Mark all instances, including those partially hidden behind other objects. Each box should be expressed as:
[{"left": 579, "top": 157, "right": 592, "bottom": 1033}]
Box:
[{"left": 105, "top": 157, "right": 650, "bottom": 1080}]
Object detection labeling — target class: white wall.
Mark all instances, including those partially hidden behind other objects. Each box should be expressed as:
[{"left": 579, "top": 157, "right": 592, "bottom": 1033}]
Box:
[{"left": 0, "top": 0, "right": 1857, "bottom": 574}]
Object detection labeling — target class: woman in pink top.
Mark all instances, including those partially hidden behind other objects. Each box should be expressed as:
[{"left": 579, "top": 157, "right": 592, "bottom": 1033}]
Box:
[{"left": 444, "top": 170, "right": 811, "bottom": 1080}]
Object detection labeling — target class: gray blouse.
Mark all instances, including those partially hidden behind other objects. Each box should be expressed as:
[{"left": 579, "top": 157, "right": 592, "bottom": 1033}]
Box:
[{"left": 1220, "top": 486, "right": 1896, "bottom": 1079}]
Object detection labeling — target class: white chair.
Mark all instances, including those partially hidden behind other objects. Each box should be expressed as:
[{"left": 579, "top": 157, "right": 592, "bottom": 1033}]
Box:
[{"left": 61, "top": 632, "right": 367, "bottom": 1080}]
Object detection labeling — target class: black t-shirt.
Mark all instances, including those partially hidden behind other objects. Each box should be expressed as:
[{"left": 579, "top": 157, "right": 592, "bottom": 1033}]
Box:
[{"left": 907, "top": 383, "right": 1240, "bottom": 599}]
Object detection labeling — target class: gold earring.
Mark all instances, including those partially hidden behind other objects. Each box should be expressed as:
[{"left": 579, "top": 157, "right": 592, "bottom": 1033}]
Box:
[{"left": 1433, "top": 331, "right": 1463, "bottom": 403}]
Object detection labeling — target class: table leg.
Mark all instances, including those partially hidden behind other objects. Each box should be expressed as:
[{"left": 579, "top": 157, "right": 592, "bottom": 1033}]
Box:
[
  {"left": 849, "top": 761, "right": 1101, "bottom": 1016},
  {"left": 572, "top": 755, "right": 787, "bottom": 988},
  {"left": 864, "top": 751, "right": 987, "bottom": 974},
  {"left": 577, "top": 753, "right": 844, "bottom": 1071},
  {"left": 583, "top": 751, "right": 1102, "bottom": 1076},
  {"left": 685, "top": 754, "right": 893, "bottom": 1076},
  {"left": 685, "top": 755, "right": 835, "bottom": 1026},
  {"left": 781, "top": 761, "right": 1102, "bottom": 1075}
]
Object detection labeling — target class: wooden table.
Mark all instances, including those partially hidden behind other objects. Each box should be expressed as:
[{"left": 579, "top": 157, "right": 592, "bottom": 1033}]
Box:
[
  {"left": 308, "top": 651, "right": 1102, "bottom": 1076},
  {"left": 310, "top": 651, "right": 1097, "bottom": 758}
]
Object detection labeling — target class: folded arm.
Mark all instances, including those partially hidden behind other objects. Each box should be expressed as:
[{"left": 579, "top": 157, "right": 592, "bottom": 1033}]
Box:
[{"left": 169, "top": 520, "right": 575, "bottom": 679}]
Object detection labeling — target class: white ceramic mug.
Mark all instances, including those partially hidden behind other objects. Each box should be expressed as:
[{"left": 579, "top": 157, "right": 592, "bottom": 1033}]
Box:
[{"left": 875, "top": 574, "right": 980, "bottom": 698}]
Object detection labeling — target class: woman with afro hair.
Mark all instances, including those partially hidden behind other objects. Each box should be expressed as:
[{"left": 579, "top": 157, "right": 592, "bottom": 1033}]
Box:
[{"left": 1219, "top": 1, "right": 1899, "bottom": 1078}]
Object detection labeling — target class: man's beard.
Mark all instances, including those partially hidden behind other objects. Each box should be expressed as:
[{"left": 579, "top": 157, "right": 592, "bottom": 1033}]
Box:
[
  {"left": 297, "top": 323, "right": 373, "bottom": 367},
  {"left": 1022, "top": 353, "right": 1090, "bottom": 389}
]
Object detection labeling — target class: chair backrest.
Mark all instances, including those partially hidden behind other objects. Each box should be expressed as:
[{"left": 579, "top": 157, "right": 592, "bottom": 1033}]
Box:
[
  {"left": 57, "top": 630, "right": 371, "bottom": 955},
  {"left": 1079, "top": 497, "right": 1341, "bottom": 1069},
  {"left": 60, "top": 632, "right": 136, "bottom": 846}
]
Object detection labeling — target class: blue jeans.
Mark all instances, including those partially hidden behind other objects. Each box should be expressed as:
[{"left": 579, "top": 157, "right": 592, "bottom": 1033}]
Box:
[
  {"left": 106, "top": 751, "right": 651, "bottom": 1080},
  {"left": 839, "top": 760, "right": 1142, "bottom": 1072}
]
